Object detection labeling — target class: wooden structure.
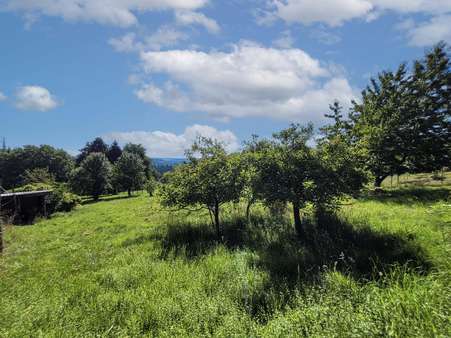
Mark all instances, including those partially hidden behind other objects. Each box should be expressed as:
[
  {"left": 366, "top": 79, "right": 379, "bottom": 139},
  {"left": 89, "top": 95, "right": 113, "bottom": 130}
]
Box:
[{"left": 0, "top": 190, "right": 52, "bottom": 224}]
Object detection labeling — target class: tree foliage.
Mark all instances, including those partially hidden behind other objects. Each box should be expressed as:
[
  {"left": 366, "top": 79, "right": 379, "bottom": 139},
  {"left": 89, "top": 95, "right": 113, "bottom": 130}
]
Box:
[
  {"left": 250, "top": 123, "right": 366, "bottom": 237},
  {"left": 350, "top": 43, "right": 450, "bottom": 186},
  {"left": 70, "top": 153, "right": 112, "bottom": 200},
  {"left": 0, "top": 145, "right": 74, "bottom": 189},
  {"left": 113, "top": 152, "right": 146, "bottom": 196},
  {"left": 123, "top": 143, "right": 156, "bottom": 179},
  {"left": 157, "top": 138, "right": 244, "bottom": 238},
  {"left": 107, "top": 140, "right": 123, "bottom": 163},
  {"left": 76, "top": 137, "right": 109, "bottom": 165}
]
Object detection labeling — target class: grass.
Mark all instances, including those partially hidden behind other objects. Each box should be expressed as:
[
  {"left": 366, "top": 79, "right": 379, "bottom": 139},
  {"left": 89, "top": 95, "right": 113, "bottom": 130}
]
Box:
[{"left": 0, "top": 180, "right": 450, "bottom": 337}]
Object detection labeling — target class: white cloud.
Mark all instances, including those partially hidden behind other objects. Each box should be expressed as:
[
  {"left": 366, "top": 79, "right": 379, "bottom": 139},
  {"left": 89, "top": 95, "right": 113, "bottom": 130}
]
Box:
[
  {"left": 109, "top": 32, "right": 140, "bottom": 53},
  {"left": 135, "top": 42, "right": 357, "bottom": 123},
  {"left": 15, "top": 86, "right": 59, "bottom": 112},
  {"left": 401, "top": 15, "right": 451, "bottom": 46},
  {"left": 310, "top": 28, "right": 341, "bottom": 45},
  {"left": 104, "top": 124, "right": 239, "bottom": 157},
  {"left": 1, "top": 0, "right": 208, "bottom": 27},
  {"left": 371, "top": 0, "right": 451, "bottom": 15},
  {"left": 145, "top": 27, "right": 189, "bottom": 50},
  {"left": 109, "top": 27, "right": 188, "bottom": 53},
  {"left": 265, "top": 0, "right": 451, "bottom": 26},
  {"left": 0, "top": 91, "right": 6, "bottom": 101},
  {"left": 273, "top": 30, "right": 295, "bottom": 48},
  {"left": 269, "top": 0, "right": 374, "bottom": 27},
  {"left": 175, "top": 10, "right": 220, "bottom": 33}
]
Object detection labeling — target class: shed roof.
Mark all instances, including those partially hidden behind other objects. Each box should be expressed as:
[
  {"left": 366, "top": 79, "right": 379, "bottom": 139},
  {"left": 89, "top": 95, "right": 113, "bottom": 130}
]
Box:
[{"left": 0, "top": 190, "right": 52, "bottom": 198}]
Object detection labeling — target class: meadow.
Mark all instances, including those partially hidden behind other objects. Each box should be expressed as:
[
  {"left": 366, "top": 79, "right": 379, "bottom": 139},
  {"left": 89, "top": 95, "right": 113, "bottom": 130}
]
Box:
[{"left": 0, "top": 175, "right": 450, "bottom": 337}]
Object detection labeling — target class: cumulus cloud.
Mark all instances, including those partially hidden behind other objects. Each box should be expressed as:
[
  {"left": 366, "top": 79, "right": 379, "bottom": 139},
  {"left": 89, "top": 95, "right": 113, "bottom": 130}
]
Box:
[
  {"left": 134, "top": 42, "right": 357, "bottom": 123},
  {"left": 104, "top": 124, "right": 239, "bottom": 157},
  {"left": 269, "top": 0, "right": 373, "bottom": 27},
  {"left": 1, "top": 0, "right": 208, "bottom": 27},
  {"left": 175, "top": 10, "right": 220, "bottom": 33},
  {"left": 400, "top": 15, "right": 451, "bottom": 46},
  {"left": 109, "top": 27, "right": 188, "bottom": 53},
  {"left": 15, "top": 86, "right": 59, "bottom": 112},
  {"left": 265, "top": 0, "right": 451, "bottom": 26},
  {"left": 0, "top": 91, "right": 6, "bottom": 101},
  {"left": 260, "top": 0, "right": 451, "bottom": 47}
]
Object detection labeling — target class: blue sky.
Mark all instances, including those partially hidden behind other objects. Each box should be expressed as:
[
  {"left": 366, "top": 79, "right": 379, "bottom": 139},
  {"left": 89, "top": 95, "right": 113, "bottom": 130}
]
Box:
[{"left": 1, "top": 0, "right": 450, "bottom": 157}]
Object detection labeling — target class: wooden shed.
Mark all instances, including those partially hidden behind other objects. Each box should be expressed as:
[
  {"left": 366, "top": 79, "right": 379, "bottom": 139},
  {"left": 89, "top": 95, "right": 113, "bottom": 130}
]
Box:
[{"left": 0, "top": 190, "right": 52, "bottom": 224}]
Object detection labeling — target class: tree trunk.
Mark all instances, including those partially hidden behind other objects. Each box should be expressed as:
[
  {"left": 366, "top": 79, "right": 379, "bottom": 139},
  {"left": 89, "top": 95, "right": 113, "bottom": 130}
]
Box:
[
  {"left": 245, "top": 197, "right": 255, "bottom": 223},
  {"left": 214, "top": 200, "right": 221, "bottom": 239},
  {"left": 292, "top": 202, "right": 303, "bottom": 237},
  {"left": 128, "top": 188, "right": 131, "bottom": 197}
]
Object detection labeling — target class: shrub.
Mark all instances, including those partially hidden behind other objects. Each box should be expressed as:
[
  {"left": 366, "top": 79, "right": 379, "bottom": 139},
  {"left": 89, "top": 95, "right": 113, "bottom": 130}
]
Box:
[
  {"left": 145, "top": 178, "right": 157, "bottom": 196},
  {"left": 48, "top": 187, "right": 82, "bottom": 213},
  {"left": 15, "top": 183, "right": 81, "bottom": 213},
  {"left": 15, "top": 183, "right": 53, "bottom": 192}
]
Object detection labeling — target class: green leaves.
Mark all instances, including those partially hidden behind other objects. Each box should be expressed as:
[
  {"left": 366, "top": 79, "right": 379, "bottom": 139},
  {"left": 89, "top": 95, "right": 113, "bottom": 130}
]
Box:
[
  {"left": 70, "top": 152, "right": 112, "bottom": 200},
  {"left": 157, "top": 137, "right": 245, "bottom": 235},
  {"left": 113, "top": 152, "right": 146, "bottom": 195},
  {"left": 350, "top": 42, "right": 450, "bottom": 185}
]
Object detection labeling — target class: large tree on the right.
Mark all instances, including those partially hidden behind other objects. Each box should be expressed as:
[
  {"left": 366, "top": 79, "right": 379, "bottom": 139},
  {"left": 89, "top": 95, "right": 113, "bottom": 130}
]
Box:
[{"left": 351, "top": 43, "right": 450, "bottom": 187}]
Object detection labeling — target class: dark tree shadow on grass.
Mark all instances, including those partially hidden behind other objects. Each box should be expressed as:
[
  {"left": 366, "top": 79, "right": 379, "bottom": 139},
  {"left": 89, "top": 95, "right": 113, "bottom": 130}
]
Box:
[
  {"left": 82, "top": 194, "right": 139, "bottom": 205},
  {"left": 127, "top": 213, "right": 432, "bottom": 322},
  {"left": 148, "top": 213, "right": 431, "bottom": 282},
  {"left": 361, "top": 187, "right": 449, "bottom": 205}
]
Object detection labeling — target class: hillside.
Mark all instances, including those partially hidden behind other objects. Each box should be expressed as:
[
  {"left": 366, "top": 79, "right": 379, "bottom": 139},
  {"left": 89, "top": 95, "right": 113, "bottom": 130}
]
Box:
[
  {"left": 0, "top": 179, "right": 450, "bottom": 337},
  {"left": 151, "top": 158, "right": 186, "bottom": 175}
]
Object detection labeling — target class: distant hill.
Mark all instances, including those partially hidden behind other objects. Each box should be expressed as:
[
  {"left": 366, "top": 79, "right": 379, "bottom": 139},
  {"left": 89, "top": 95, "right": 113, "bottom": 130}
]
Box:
[{"left": 151, "top": 158, "right": 186, "bottom": 174}]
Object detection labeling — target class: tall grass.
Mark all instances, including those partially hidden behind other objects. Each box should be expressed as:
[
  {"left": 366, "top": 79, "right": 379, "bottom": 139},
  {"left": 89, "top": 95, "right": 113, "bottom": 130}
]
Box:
[{"left": 0, "top": 184, "right": 450, "bottom": 337}]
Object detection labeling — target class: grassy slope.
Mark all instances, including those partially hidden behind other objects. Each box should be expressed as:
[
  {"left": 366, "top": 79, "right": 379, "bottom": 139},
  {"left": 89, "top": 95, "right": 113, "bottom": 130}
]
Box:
[{"left": 0, "top": 182, "right": 450, "bottom": 337}]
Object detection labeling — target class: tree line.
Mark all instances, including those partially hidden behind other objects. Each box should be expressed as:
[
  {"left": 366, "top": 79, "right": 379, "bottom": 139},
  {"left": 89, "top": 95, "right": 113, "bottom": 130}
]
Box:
[{"left": 0, "top": 137, "right": 157, "bottom": 202}]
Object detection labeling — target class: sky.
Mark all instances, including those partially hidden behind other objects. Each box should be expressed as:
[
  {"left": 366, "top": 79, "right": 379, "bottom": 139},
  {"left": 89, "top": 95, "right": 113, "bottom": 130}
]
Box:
[{"left": 1, "top": 0, "right": 450, "bottom": 157}]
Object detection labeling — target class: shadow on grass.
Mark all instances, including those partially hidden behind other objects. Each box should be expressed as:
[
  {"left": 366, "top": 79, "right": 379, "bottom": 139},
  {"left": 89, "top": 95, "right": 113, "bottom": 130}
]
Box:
[
  {"left": 362, "top": 187, "right": 449, "bottom": 205},
  {"left": 128, "top": 212, "right": 432, "bottom": 322},
  {"left": 149, "top": 213, "right": 431, "bottom": 282},
  {"left": 82, "top": 194, "right": 139, "bottom": 205}
]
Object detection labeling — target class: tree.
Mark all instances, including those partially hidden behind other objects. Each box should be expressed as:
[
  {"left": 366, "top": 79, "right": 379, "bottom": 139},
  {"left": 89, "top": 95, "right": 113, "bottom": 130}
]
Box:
[
  {"left": 113, "top": 152, "right": 146, "bottom": 196},
  {"left": 351, "top": 64, "right": 410, "bottom": 187},
  {"left": 107, "top": 141, "right": 122, "bottom": 163},
  {"left": 350, "top": 43, "right": 450, "bottom": 186},
  {"left": 405, "top": 42, "right": 451, "bottom": 172},
  {"left": 0, "top": 145, "right": 74, "bottom": 189},
  {"left": 251, "top": 124, "right": 320, "bottom": 236},
  {"left": 317, "top": 104, "right": 368, "bottom": 212},
  {"left": 123, "top": 143, "right": 156, "bottom": 179},
  {"left": 76, "top": 137, "right": 109, "bottom": 164},
  {"left": 241, "top": 135, "right": 271, "bottom": 221},
  {"left": 70, "top": 153, "right": 112, "bottom": 201},
  {"left": 252, "top": 123, "right": 366, "bottom": 237},
  {"left": 157, "top": 138, "right": 244, "bottom": 238},
  {"left": 22, "top": 168, "right": 55, "bottom": 185}
]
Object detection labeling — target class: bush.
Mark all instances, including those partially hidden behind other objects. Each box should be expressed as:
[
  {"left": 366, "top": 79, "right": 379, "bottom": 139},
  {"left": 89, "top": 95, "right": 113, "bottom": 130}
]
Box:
[
  {"left": 15, "top": 183, "right": 53, "bottom": 192},
  {"left": 15, "top": 183, "right": 81, "bottom": 213},
  {"left": 48, "top": 187, "right": 81, "bottom": 212},
  {"left": 145, "top": 179, "right": 157, "bottom": 196}
]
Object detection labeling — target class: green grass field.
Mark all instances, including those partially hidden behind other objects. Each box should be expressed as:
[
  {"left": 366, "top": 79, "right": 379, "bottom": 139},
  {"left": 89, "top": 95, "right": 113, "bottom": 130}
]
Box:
[{"left": 1, "top": 178, "right": 450, "bottom": 337}]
